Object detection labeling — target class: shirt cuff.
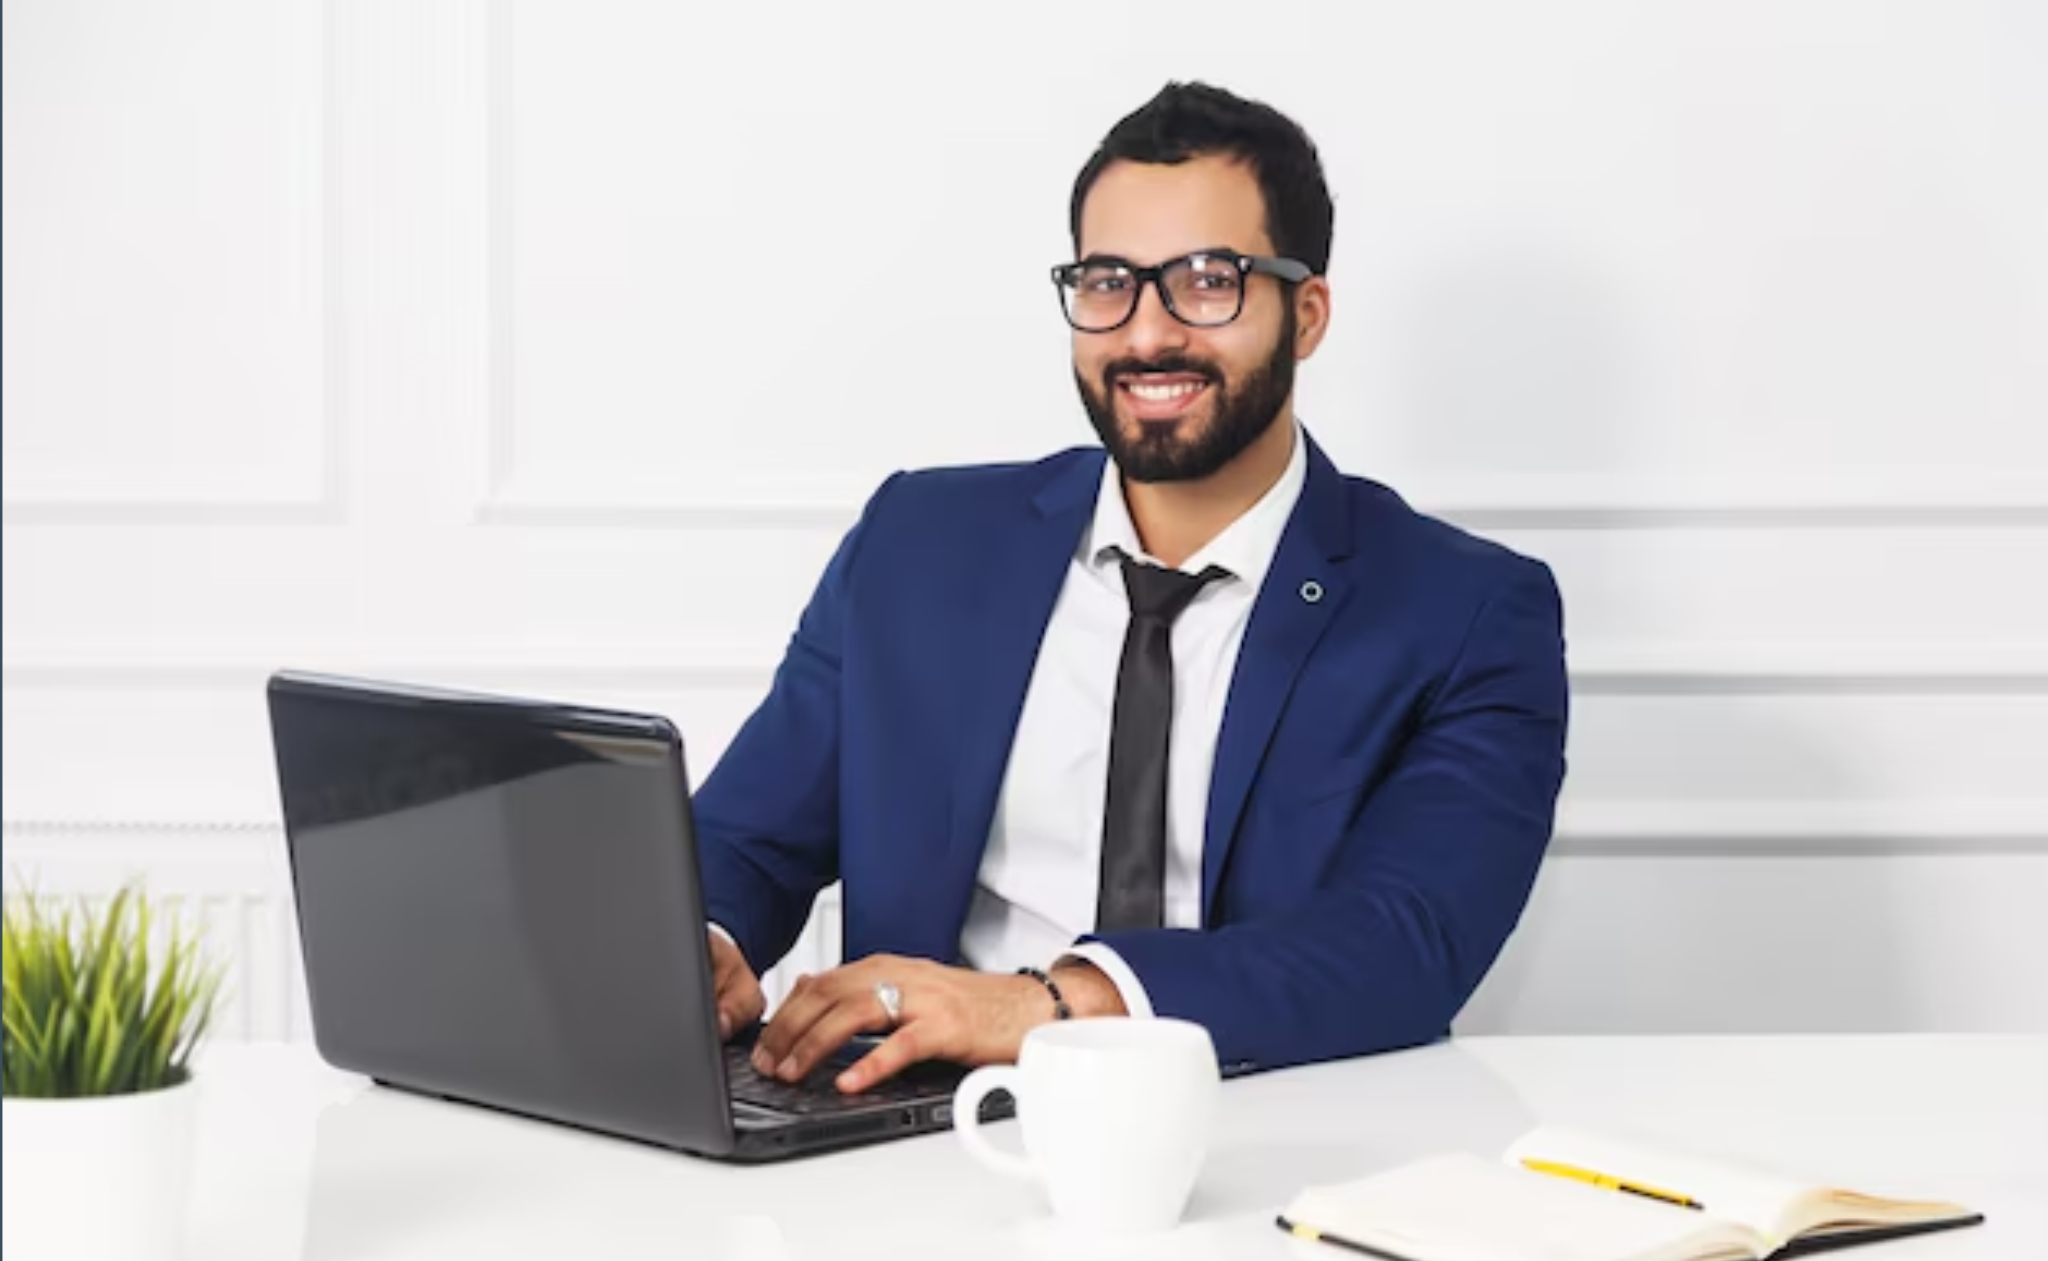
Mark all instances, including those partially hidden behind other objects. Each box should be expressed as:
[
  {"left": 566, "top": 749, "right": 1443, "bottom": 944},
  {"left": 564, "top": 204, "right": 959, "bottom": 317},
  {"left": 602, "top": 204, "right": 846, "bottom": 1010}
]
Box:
[
  {"left": 1060, "top": 942, "right": 1155, "bottom": 1020},
  {"left": 707, "top": 922, "right": 736, "bottom": 947}
]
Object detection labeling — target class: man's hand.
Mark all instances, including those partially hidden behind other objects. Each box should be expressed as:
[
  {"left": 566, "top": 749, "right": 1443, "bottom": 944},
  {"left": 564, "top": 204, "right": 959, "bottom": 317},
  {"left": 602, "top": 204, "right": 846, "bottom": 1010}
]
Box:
[
  {"left": 751, "top": 955, "right": 1124, "bottom": 1093},
  {"left": 709, "top": 930, "right": 766, "bottom": 1041}
]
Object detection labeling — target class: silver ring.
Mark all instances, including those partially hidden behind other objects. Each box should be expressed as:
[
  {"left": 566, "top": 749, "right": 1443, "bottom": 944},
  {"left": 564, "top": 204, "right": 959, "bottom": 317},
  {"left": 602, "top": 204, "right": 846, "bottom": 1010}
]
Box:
[{"left": 873, "top": 980, "right": 903, "bottom": 1026}]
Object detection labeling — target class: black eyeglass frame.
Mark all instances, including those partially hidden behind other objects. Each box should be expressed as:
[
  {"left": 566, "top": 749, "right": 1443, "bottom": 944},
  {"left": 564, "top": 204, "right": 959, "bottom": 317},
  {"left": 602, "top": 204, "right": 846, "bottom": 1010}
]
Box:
[{"left": 1050, "top": 249, "right": 1314, "bottom": 332}]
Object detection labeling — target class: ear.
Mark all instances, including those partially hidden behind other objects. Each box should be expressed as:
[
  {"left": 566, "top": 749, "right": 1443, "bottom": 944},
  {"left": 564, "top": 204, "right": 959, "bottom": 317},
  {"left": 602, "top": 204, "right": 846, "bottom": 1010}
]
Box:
[{"left": 1292, "top": 275, "right": 1332, "bottom": 360}]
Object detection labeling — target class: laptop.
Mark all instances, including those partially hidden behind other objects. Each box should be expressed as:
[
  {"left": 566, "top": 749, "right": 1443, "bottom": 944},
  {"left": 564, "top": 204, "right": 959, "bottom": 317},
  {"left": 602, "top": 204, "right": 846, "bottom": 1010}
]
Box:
[{"left": 265, "top": 669, "right": 1007, "bottom": 1162}]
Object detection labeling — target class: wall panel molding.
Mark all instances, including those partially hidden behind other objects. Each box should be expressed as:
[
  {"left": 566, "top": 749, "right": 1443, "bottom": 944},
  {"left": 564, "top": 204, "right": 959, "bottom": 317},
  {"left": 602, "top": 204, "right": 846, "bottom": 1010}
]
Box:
[
  {"left": 474, "top": 471, "right": 2048, "bottom": 532},
  {"left": 1549, "top": 801, "right": 2048, "bottom": 856},
  {"left": 11, "top": 805, "right": 2045, "bottom": 861},
  {"left": 1, "top": 0, "right": 344, "bottom": 527},
  {"left": 9, "top": 804, "right": 2042, "bottom": 1045},
  {"left": 10, "top": 644, "right": 2048, "bottom": 696},
  {"left": 0, "top": 826, "right": 304, "bottom": 1042},
  {"left": 467, "top": 0, "right": 2048, "bottom": 535}
]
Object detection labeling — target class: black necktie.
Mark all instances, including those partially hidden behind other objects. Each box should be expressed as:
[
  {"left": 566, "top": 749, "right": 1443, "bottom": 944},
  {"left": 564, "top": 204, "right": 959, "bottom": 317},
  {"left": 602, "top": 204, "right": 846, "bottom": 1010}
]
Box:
[{"left": 1096, "top": 550, "right": 1230, "bottom": 932}]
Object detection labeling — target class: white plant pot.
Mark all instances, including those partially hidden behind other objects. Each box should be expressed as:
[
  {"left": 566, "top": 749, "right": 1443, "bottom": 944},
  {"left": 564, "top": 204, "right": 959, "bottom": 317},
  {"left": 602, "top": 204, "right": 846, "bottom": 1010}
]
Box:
[{"left": 1, "top": 1074, "right": 198, "bottom": 1261}]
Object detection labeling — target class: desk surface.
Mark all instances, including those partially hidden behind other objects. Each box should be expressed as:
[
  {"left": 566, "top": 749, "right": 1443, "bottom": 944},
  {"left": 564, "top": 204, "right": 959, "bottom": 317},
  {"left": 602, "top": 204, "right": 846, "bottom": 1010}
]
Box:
[{"left": 184, "top": 1034, "right": 2046, "bottom": 1260}]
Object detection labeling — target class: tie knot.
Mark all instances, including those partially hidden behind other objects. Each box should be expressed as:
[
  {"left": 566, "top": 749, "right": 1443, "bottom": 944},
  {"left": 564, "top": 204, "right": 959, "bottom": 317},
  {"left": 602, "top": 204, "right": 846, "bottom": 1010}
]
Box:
[{"left": 1114, "top": 550, "right": 1230, "bottom": 624}]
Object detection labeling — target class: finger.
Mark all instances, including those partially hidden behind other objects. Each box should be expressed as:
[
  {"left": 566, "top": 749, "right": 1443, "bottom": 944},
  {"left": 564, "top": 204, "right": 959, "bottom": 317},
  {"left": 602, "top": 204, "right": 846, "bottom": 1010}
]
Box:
[
  {"left": 729, "top": 974, "right": 765, "bottom": 1033},
  {"left": 711, "top": 943, "right": 762, "bottom": 1040},
  {"left": 752, "top": 958, "right": 888, "bottom": 1070},
  {"left": 837, "top": 1020, "right": 929, "bottom": 1093},
  {"left": 721, "top": 973, "right": 765, "bottom": 1040},
  {"left": 718, "top": 983, "right": 748, "bottom": 1040},
  {"left": 753, "top": 972, "right": 823, "bottom": 1069},
  {"left": 777, "top": 986, "right": 892, "bottom": 1082},
  {"left": 724, "top": 949, "right": 749, "bottom": 1039}
]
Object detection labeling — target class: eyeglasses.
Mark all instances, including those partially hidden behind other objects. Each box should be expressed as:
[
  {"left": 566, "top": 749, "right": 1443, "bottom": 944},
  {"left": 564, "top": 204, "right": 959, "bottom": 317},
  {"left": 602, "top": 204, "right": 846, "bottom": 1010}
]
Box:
[{"left": 1051, "top": 249, "right": 1312, "bottom": 332}]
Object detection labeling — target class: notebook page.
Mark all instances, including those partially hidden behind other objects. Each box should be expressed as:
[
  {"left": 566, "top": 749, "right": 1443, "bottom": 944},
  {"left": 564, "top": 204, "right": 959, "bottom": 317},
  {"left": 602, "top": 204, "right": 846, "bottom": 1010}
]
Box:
[
  {"left": 1504, "top": 1128, "right": 1815, "bottom": 1246},
  {"left": 1285, "top": 1152, "right": 1762, "bottom": 1261}
]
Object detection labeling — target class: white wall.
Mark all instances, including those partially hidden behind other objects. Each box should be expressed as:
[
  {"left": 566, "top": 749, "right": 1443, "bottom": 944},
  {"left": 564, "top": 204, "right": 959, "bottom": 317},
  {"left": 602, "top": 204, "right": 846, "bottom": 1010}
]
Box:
[{"left": 5, "top": 0, "right": 2045, "bottom": 1041}]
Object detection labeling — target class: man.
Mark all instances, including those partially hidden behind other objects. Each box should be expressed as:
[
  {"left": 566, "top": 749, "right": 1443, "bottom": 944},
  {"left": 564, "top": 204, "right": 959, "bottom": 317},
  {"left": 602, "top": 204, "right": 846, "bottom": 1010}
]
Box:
[{"left": 695, "top": 81, "right": 1568, "bottom": 1094}]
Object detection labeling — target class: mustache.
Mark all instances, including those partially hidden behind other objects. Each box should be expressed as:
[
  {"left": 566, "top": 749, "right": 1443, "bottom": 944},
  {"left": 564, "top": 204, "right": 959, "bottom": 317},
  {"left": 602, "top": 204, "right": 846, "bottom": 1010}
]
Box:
[{"left": 1102, "top": 355, "right": 1223, "bottom": 390}]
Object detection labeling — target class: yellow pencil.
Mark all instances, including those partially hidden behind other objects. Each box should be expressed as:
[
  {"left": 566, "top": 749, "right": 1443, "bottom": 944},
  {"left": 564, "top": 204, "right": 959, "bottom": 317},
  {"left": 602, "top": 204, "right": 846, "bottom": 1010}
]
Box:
[{"left": 1521, "top": 1157, "right": 1707, "bottom": 1211}]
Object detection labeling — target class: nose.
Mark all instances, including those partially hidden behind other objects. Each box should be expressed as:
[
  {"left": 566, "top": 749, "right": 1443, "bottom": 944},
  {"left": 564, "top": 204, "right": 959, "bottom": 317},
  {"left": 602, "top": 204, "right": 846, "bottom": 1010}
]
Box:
[{"left": 1118, "top": 277, "right": 1190, "bottom": 359}]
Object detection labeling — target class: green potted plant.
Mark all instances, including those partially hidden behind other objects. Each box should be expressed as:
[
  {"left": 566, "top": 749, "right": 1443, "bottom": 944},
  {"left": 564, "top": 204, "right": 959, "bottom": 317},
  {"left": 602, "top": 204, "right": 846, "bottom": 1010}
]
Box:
[{"left": 2, "top": 881, "right": 226, "bottom": 1261}]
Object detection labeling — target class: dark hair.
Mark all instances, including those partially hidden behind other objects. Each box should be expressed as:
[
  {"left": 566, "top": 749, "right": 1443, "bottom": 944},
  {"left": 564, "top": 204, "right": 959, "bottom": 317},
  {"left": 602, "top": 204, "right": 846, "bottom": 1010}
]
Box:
[{"left": 1069, "top": 82, "right": 1334, "bottom": 276}]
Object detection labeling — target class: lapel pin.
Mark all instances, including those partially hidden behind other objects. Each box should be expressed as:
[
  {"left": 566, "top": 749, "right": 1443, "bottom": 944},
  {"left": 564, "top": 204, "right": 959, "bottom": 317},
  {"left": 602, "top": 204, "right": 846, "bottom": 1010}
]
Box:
[{"left": 1300, "top": 580, "right": 1324, "bottom": 604}]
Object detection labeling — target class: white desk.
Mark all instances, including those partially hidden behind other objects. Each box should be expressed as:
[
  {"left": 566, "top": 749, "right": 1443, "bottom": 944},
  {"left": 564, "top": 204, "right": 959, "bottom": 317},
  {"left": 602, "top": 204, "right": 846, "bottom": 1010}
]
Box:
[{"left": 182, "top": 1035, "right": 2046, "bottom": 1259}]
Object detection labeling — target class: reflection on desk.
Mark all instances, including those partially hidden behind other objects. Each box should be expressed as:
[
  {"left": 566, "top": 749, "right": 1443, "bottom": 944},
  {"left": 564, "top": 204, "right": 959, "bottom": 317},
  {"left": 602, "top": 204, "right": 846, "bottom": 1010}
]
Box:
[{"left": 180, "top": 1035, "right": 2046, "bottom": 1260}]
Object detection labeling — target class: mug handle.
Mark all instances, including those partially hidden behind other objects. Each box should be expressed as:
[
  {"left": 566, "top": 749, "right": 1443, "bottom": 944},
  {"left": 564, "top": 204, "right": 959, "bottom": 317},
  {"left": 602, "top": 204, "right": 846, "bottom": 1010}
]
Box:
[{"left": 952, "top": 1065, "right": 1033, "bottom": 1181}]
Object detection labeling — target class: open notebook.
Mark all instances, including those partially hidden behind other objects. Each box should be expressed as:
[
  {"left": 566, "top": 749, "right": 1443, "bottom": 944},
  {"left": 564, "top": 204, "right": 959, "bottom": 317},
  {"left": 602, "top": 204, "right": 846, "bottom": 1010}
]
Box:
[{"left": 1276, "top": 1126, "right": 1983, "bottom": 1261}]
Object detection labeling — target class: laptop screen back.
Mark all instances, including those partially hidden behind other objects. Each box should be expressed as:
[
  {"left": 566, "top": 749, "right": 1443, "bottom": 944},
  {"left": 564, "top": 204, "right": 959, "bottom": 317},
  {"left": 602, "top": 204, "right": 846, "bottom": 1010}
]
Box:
[{"left": 267, "top": 674, "right": 733, "bottom": 1152}]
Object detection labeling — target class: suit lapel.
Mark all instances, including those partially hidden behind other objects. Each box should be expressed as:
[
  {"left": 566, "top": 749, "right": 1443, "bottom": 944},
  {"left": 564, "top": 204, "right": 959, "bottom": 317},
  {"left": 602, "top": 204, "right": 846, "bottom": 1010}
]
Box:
[
  {"left": 1202, "top": 438, "right": 1356, "bottom": 924},
  {"left": 942, "top": 453, "right": 1101, "bottom": 904}
]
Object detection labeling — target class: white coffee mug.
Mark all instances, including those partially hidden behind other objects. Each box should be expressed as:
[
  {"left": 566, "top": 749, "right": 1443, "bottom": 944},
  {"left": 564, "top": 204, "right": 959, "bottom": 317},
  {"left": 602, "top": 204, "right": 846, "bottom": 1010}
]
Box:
[{"left": 953, "top": 1017, "right": 1220, "bottom": 1235}]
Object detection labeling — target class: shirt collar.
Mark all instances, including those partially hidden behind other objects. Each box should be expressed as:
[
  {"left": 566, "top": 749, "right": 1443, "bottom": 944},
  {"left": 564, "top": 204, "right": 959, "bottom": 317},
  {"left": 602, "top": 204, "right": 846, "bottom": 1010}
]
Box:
[{"left": 1084, "top": 420, "right": 1308, "bottom": 594}]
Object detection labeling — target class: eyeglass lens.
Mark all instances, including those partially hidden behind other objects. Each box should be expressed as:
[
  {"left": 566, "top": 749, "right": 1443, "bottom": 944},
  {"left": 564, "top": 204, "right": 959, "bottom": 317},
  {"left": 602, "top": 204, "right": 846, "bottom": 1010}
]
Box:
[{"left": 1064, "top": 255, "right": 1245, "bottom": 330}]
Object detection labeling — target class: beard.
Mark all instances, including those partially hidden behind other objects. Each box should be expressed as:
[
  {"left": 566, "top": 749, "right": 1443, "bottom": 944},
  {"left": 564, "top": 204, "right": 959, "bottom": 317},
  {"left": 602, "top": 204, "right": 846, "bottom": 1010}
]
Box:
[{"left": 1075, "top": 306, "right": 1297, "bottom": 484}]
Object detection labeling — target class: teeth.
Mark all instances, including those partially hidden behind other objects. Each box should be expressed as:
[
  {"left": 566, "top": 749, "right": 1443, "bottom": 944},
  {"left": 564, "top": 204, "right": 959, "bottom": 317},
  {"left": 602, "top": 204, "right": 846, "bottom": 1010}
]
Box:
[{"left": 1127, "top": 379, "right": 1204, "bottom": 401}]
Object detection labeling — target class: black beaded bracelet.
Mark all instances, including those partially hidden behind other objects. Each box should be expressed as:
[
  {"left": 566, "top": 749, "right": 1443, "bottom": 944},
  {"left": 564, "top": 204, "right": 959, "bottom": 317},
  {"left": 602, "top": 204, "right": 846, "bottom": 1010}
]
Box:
[{"left": 1016, "top": 966, "right": 1073, "bottom": 1021}]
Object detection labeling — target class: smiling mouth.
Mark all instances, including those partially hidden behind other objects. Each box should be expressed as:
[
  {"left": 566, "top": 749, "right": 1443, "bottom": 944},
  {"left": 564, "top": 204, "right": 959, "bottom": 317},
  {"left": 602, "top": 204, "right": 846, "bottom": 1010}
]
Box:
[{"left": 1117, "top": 373, "right": 1212, "bottom": 421}]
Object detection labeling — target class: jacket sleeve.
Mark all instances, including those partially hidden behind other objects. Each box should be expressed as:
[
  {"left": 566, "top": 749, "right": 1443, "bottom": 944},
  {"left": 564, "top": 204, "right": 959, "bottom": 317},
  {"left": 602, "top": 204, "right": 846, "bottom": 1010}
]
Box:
[
  {"left": 691, "top": 474, "right": 900, "bottom": 975},
  {"left": 1085, "top": 559, "right": 1569, "bottom": 1071}
]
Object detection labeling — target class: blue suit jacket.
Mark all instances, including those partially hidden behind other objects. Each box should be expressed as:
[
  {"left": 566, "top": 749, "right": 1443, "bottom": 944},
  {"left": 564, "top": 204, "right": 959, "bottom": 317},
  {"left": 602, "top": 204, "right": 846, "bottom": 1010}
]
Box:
[{"left": 694, "top": 433, "right": 1569, "bottom": 1073}]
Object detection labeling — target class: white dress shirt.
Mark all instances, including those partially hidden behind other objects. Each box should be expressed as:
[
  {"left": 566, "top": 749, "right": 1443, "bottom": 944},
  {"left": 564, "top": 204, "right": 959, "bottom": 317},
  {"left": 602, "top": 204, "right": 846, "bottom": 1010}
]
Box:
[{"left": 957, "top": 423, "right": 1308, "bottom": 1015}]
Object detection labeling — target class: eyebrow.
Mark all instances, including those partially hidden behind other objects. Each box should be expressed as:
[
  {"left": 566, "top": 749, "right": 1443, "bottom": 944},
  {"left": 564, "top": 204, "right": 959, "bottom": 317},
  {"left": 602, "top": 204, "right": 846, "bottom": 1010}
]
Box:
[{"left": 1078, "top": 245, "right": 1242, "bottom": 268}]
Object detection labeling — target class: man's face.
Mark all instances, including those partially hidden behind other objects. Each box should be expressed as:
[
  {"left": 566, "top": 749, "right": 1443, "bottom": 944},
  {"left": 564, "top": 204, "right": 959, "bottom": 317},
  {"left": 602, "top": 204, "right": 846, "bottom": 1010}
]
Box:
[{"left": 1071, "top": 155, "right": 1299, "bottom": 484}]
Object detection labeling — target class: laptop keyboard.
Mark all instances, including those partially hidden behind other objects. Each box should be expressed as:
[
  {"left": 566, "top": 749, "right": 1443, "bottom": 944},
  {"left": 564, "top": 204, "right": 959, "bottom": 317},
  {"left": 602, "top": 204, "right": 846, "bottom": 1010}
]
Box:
[{"left": 723, "top": 1043, "right": 965, "bottom": 1116}]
